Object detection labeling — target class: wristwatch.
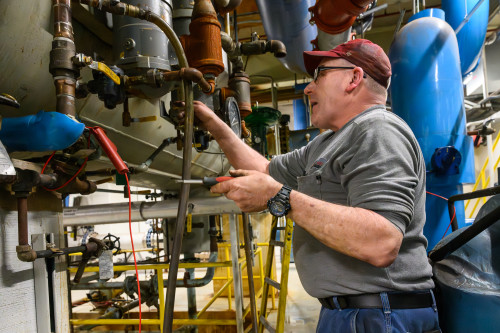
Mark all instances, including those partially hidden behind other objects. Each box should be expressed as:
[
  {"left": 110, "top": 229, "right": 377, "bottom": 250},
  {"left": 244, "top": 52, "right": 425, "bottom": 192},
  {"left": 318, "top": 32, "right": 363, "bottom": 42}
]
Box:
[{"left": 267, "top": 185, "right": 292, "bottom": 217}]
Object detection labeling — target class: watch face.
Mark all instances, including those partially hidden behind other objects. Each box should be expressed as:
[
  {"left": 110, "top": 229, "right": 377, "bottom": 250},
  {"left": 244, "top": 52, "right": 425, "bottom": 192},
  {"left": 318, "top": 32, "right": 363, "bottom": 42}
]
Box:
[{"left": 270, "top": 201, "right": 286, "bottom": 216}]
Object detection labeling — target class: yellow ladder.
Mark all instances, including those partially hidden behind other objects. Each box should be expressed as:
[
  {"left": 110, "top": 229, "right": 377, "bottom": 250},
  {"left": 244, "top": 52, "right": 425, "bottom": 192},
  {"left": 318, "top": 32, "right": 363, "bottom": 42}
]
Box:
[{"left": 258, "top": 216, "right": 294, "bottom": 333}]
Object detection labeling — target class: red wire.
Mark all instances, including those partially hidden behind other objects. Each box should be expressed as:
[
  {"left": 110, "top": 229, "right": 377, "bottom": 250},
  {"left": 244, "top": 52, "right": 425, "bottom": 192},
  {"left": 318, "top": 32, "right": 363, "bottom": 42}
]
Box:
[
  {"left": 126, "top": 173, "right": 142, "bottom": 332},
  {"left": 426, "top": 191, "right": 457, "bottom": 239}
]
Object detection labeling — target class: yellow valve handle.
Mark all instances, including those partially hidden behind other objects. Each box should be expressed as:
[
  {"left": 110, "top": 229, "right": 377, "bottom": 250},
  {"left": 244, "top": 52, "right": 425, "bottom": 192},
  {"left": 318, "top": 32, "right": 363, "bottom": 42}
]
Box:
[
  {"left": 89, "top": 61, "right": 121, "bottom": 85},
  {"left": 186, "top": 214, "right": 192, "bottom": 233}
]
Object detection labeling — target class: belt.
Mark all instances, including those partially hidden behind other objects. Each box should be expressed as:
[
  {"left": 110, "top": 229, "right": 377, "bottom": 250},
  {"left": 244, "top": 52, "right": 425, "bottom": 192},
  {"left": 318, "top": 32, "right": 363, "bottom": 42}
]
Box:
[{"left": 318, "top": 291, "right": 434, "bottom": 310}]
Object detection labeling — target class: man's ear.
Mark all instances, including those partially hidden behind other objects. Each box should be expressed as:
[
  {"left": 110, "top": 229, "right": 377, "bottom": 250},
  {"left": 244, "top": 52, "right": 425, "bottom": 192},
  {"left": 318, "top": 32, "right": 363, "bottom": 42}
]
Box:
[{"left": 346, "top": 67, "right": 364, "bottom": 92}]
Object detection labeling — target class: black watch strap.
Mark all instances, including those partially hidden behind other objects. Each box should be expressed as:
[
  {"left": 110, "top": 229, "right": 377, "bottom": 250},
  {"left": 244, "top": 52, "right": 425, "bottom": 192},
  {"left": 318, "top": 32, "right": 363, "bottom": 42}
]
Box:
[{"left": 267, "top": 184, "right": 292, "bottom": 217}]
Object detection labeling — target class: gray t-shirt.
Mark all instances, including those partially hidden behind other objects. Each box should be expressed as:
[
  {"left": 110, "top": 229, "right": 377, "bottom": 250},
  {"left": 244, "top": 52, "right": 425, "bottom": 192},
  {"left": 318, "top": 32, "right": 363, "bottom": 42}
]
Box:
[{"left": 269, "top": 105, "right": 434, "bottom": 298}]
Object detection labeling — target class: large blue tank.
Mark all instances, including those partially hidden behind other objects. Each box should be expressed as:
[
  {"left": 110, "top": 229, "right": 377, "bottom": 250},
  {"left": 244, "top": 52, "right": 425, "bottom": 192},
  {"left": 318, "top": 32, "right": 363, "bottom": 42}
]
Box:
[
  {"left": 389, "top": 9, "right": 475, "bottom": 250},
  {"left": 442, "top": 0, "right": 490, "bottom": 77},
  {"left": 255, "top": 0, "right": 317, "bottom": 75}
]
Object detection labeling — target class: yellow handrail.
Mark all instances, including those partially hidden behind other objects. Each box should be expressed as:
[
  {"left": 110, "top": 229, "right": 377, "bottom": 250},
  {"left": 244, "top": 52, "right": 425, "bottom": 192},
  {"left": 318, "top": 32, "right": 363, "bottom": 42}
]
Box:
[{"left": 465, "top": 132, "right": 500, "bottom": 218}]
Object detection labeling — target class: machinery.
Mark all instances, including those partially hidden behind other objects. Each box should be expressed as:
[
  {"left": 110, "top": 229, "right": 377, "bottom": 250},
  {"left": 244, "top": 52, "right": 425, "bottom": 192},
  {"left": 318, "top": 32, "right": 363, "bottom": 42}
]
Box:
[{"left": 0, "top": 0, "right": 499, "bottom": 332}]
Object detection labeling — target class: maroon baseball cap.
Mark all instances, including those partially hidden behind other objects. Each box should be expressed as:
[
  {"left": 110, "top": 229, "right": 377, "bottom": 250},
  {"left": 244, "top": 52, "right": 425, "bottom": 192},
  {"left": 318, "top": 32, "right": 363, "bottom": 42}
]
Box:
[{"left": 303, "top": 39, "right": 392, "bottom": 88}]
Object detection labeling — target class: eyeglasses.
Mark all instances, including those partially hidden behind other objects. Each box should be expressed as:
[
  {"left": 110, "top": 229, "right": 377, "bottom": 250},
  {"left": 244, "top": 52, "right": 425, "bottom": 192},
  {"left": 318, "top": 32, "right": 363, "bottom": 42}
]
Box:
[{"left": 313, "top": 66, "right": 366, "bottom": 82}]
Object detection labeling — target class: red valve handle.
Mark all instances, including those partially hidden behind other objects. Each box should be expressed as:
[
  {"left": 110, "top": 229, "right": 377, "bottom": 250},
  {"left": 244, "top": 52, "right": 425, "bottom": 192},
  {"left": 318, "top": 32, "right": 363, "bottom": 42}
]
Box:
[{"left": 88, "top": 127, "right": 129, "bottom": 175}]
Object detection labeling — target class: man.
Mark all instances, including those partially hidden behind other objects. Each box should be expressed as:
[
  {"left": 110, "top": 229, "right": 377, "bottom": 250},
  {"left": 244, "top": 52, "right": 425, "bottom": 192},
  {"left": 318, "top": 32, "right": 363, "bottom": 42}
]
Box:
[{"left": 186, "top": 39, "right": 440, "bottom": 332}]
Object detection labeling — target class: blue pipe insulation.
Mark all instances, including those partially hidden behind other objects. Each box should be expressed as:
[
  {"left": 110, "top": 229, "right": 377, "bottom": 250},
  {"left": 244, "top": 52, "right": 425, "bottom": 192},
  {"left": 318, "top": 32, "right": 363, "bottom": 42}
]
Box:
[
  {"left": 0, "top": 111, "right": 85, "bottom": 152},
  {"left": 255, "top": 0, "right": 317, "bottom": 75},
  {"left": 389, "top": 9, "right": 475, "bottom": 250},
  {"left": 442, "top": 0, "right": 489, "bottom": 77}
]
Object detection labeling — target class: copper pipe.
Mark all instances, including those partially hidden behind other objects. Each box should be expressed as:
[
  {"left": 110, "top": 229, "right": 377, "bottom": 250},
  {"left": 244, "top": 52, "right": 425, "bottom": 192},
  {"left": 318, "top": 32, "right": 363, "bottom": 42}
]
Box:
[
  {"left": 17, "top": 197, "right": 28, "bottom": 246},
  {"left": 53, "top": 0, "right": 73, "bottom": 40},
  {"left": 51, "top": 0, "right": 78, "bottom": 116},
  {"left": 309, "top": 0, "right": 373, "bottom": 35},
  {"left": 160, "top": 68, "right": 214, "bottom": 94}
]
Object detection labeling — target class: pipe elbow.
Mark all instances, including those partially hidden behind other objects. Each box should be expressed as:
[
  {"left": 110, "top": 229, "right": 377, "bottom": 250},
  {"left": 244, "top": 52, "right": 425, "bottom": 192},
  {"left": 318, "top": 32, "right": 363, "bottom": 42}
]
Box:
[
  {"left": 268, "top": 40, "right": 287, "bottom": 58},
  {"left": 16, "top": 245, "right": 37, "bottom": 262}
]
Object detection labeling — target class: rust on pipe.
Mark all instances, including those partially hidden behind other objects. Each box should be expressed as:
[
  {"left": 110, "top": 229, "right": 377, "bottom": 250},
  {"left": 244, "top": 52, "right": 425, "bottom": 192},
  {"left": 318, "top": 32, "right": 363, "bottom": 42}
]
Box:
[
  {"left": 17, "top": 197, "right": 29, "bottom": 246},
  {"left": 309, "top": 0, "right": 373, "bottom": 35},
  {"left": 180, "top": 0, "right": 224, "bottom": 78},
  {"left": 54, "top": 0, "right": 74, "bottom": 40}
]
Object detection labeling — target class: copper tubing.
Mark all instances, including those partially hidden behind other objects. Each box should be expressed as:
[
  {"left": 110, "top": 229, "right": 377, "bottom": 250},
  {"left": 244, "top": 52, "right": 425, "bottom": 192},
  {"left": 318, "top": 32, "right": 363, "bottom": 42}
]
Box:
[
  {"left": 17, "top": 197, "right": 28, "bottom": 246},
  {"left": 309, "top": 0, "right": 373, "bottom": 34}
]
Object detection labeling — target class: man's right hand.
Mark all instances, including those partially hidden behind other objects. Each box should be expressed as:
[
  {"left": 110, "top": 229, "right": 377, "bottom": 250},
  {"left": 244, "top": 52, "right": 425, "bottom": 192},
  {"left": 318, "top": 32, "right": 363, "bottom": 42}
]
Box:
[{"left": 175, "top": 100, "right": 220, "bottom": 131}]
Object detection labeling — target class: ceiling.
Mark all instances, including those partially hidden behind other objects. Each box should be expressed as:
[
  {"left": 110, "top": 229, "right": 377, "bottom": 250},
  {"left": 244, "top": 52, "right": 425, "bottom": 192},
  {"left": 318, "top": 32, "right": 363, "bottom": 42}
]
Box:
[{"left": 232, "top": 0, "right": 500, "bottom": 103}]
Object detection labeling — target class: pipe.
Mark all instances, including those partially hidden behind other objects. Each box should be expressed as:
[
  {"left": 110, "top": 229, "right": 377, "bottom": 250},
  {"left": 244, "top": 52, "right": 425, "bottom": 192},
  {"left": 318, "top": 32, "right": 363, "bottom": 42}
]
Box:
[
  {"left": 160, "top": 68, "right": 214, "bottom": 94},
  {"left": 309, "top": 0, "right": 373, "bottom": 35},
  {"left": 51, "top": 0, "right": 78, "bottom": 116},
  {"left": 16, "top": 196, "right": 37, "bottom": 262},
  {"left": 214, "top": 0, "right": 242, "bottom": 15},
  {"left": 447, "top": 185, "right": 500, "bottom": 231},
  {"left": 242, "top": 213, "right": 258, "bottom": 332},
  {"left": 135, "top": 137, "right": 177, "bottom": 173},
  {"left": 429, "top": 203, "right": 500, "bottom": 262},
  {"left": 17, "top": 197, "right": 28, "bottom": 246}
]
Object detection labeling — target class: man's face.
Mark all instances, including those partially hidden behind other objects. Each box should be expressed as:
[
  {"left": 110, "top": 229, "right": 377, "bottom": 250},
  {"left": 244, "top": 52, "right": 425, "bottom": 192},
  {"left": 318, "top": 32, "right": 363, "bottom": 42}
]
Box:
[{"left": 304, "top": 58, "right": 353, "bottom": 130}]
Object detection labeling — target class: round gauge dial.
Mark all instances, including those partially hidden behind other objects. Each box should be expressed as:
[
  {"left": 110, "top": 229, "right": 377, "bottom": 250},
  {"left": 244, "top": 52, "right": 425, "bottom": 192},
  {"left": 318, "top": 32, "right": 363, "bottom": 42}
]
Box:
[{"left": 224, "top": 97, "right": 241, "bottom": 138}]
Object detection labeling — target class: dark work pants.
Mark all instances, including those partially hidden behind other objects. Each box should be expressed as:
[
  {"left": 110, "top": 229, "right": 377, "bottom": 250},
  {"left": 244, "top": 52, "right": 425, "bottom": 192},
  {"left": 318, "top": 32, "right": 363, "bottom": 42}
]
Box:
[{"left": 316, "top": 292, "right": 441, "bottom": 333}]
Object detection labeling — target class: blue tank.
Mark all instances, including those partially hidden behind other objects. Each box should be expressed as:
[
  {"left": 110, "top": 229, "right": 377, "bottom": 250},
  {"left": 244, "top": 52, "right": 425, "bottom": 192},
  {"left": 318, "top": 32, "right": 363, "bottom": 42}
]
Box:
[
  {"left": 389, "top": 9, "right": 475, "bottom": 250},
  {"left": 442, "top": 0, "right": 490, "bottom": 77}
]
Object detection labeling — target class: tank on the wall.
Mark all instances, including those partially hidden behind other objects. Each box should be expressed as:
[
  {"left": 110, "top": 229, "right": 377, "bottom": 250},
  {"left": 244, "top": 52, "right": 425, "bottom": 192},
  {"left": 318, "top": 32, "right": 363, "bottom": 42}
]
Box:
[{"left": 389, "top": 9, "right": 475, "bottom": 250}]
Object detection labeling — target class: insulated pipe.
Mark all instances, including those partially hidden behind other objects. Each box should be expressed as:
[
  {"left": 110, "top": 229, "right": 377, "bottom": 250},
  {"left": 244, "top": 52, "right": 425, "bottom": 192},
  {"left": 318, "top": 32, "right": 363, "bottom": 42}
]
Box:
[
  {"left": 309, "top": 0, "right": 373, "bottom": 35},
  {"left": 63, "top": 196, "right": 240, "bottom": 226}
]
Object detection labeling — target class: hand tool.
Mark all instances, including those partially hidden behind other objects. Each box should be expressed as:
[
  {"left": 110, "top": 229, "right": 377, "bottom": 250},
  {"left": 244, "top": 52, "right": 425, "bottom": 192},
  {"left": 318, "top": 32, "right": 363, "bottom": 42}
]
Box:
[{"left": 176, "top": 176, "right": 234, "bottom": 186}]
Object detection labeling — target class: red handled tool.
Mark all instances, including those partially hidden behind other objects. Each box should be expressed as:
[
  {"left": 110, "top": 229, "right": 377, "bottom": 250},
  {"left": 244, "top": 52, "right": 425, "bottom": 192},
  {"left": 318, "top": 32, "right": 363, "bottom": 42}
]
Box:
[
  {"left": 176, "top": 176, "right": 234, "bottom": 186},
  {"left": 88, "top": 126, "right": 129, "bottom": 175}
]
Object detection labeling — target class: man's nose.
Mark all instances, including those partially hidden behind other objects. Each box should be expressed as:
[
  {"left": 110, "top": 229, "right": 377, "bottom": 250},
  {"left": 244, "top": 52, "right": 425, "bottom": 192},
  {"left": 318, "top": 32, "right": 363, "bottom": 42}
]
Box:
[{"left": 304, "top": 81, "right": 315, "bottom": 95}]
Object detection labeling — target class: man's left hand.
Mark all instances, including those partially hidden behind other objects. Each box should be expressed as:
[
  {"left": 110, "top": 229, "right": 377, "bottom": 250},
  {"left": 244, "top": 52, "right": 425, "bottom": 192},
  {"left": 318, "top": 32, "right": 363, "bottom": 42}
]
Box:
[{"left": 210, "top": 169, "right": 283, "bottom": 212}]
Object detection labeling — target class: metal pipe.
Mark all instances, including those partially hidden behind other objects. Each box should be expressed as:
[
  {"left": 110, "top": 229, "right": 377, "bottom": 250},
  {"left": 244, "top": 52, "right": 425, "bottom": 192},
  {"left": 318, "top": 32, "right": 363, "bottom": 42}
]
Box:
[
  {"left": 51, "top": 0, "right": 78, "bottom": 116},
  {"left": 78, "top": 298, "right": 143, "bottom": 331},
  {"left": 242, "top": 213, "right": 258, "bottom": 332},
  {"left": 35, "top": 244, "right": 89, "bottom": 259},
  {"left": 17, "top": 197, "right": 29, "bottom": 246},
  {"left": 214, "top": 0, "right": 242, "bottom": 15},
  {"left": 63, "top": 196, "right": 240, "bottom": 226},
  {"left": 429, "top": 203, "right": 500, "bottom": 262}
]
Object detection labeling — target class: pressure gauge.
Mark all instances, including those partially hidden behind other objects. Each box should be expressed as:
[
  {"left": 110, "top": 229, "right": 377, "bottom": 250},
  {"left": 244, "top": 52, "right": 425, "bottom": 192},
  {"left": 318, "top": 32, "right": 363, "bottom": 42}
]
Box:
[{"left": 224, "top": 97, "right": 241, "bottom": 138}]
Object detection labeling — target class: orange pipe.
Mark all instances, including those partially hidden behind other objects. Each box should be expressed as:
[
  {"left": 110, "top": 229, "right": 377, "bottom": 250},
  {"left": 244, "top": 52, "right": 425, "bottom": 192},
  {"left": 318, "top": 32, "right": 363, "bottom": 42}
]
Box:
[{"left": 309, "top": 0, "right": 373, "bottom": 35}]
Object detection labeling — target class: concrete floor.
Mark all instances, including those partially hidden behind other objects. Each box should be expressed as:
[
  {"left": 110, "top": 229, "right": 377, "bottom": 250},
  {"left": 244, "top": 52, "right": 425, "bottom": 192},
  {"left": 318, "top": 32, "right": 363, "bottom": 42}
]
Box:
[{"left": 72, "top": 259, "right": 321, "bottom": 332}]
